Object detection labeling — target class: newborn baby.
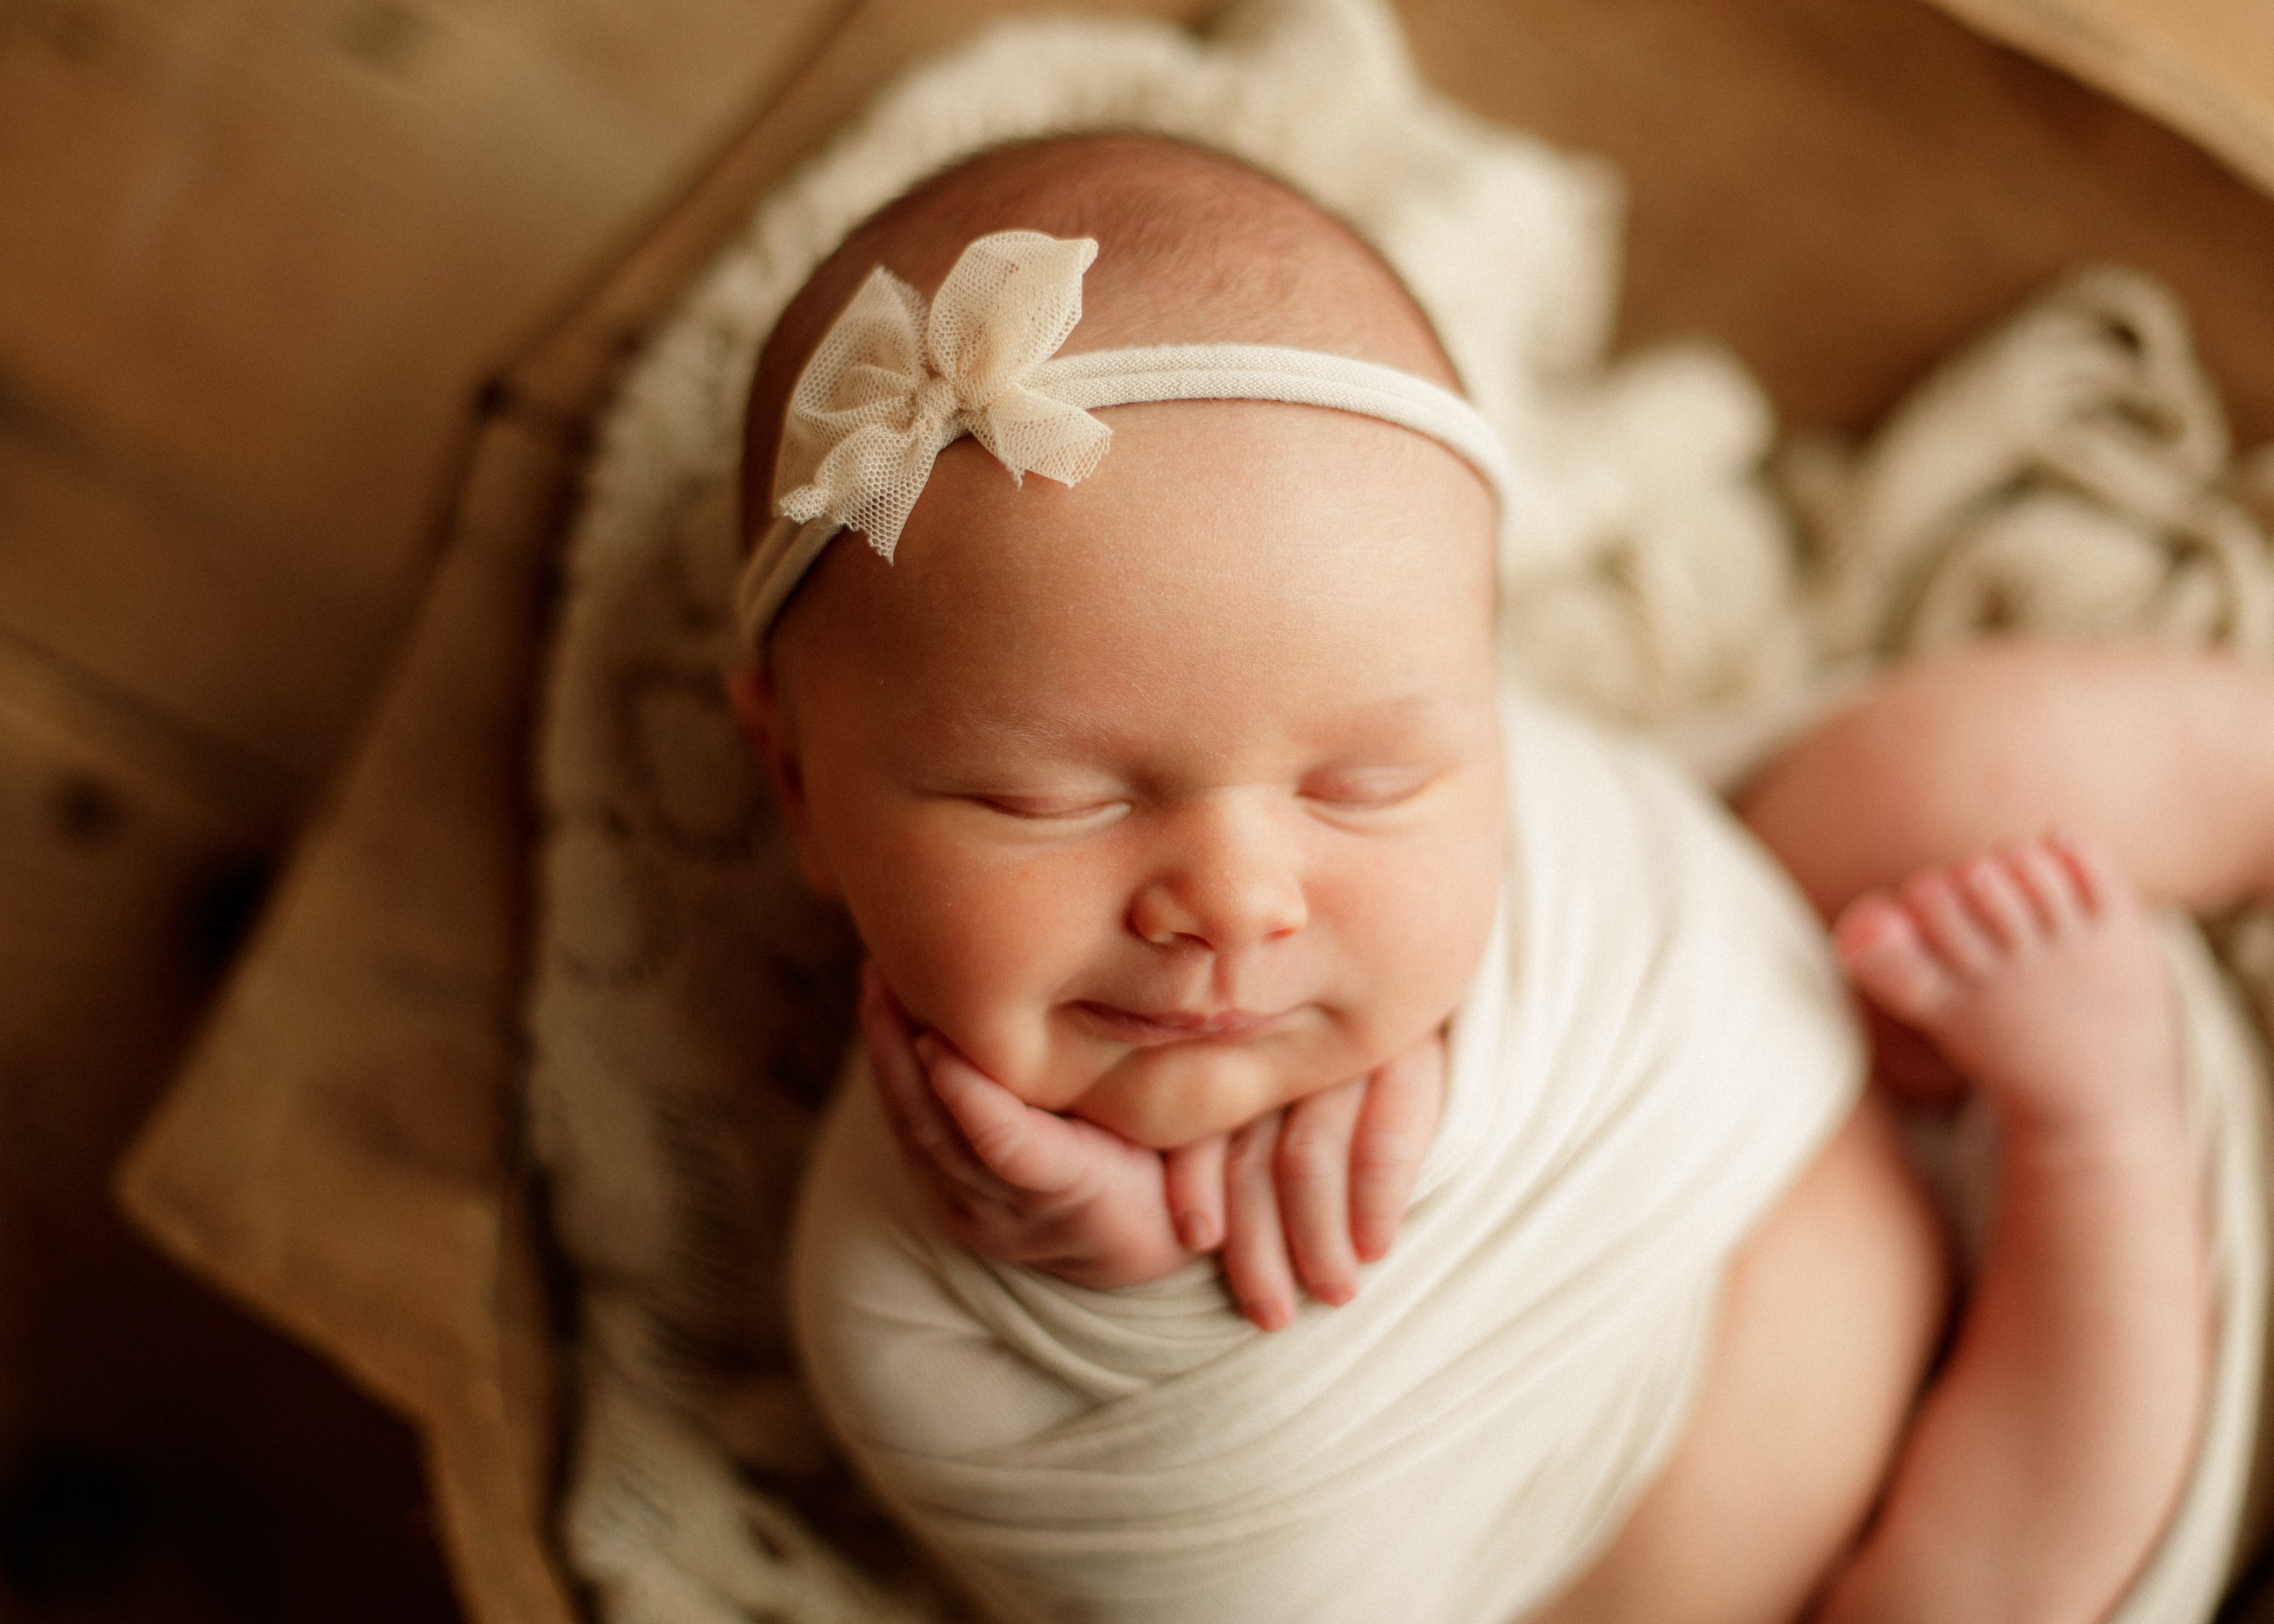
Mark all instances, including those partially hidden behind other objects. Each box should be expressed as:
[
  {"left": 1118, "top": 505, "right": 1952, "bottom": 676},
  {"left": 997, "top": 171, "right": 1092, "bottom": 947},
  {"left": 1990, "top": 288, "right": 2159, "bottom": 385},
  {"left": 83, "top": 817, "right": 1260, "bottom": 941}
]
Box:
[{"left": 731, "top": 132, "right": 2271, "bottom": 1622}]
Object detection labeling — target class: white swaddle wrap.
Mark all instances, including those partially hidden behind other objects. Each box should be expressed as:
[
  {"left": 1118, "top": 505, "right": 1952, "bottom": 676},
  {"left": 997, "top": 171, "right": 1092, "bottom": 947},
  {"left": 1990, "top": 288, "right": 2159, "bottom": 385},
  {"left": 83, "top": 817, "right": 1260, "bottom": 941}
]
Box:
[{"left": 791, "top": 691, "right": 1865, "bottom": 1624}]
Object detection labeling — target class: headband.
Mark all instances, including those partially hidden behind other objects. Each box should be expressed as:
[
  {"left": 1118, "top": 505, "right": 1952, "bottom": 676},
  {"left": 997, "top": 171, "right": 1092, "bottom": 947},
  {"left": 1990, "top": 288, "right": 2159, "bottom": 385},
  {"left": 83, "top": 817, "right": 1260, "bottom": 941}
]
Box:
[{"left": 736, "top": 229, "right": 1514, "bottom": 646}]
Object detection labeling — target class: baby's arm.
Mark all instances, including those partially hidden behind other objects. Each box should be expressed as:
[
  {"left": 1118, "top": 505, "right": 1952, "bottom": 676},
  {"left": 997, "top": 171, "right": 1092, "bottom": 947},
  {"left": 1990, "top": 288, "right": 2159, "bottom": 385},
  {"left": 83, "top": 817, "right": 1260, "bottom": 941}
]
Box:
[
  {"left": 1813, "top": 835, "right": 2204, "bottom": 1622},
  {"left": 860, "top": 965, "right": 1442, "bottom": 1329}
]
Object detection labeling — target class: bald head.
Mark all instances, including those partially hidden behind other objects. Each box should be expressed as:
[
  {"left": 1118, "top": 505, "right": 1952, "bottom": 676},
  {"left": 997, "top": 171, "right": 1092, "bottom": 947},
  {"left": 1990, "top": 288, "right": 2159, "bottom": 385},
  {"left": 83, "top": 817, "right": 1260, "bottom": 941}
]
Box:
[
  {"left": 728, "top": 140, "right": 1505, "bottom": 1138},
  {"left": 742, "top": 132, "right": 1459, "bottom": 523}
]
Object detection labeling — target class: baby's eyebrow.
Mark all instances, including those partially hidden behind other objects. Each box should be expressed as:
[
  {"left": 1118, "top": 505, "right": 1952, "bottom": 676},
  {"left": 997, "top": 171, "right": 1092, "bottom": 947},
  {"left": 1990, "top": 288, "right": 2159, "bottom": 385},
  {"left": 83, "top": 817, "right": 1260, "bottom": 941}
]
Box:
[
  {"left": 1334, "top": 691, "right": 1461, "bottom": 725},
  {"left": 929, "top": 690, "right": 1468, "bottom": 763},
  {"left": 931, "top": 708, "right": 1128, "bottom": 761}
]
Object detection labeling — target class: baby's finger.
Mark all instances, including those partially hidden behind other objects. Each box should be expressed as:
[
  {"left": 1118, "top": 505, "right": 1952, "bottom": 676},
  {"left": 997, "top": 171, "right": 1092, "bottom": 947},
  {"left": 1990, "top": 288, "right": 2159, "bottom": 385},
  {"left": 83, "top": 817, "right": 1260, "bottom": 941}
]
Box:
[
  {"left": 924, "top": 1040, "right": 1088, "bottom": 1199},
  {"left": 1223, "top": 1116, "right": 1297, "bottom": 1331},
  {"left": 1277, "top": 1080, "right": 1363, "bottom": 1306},
  {"left": 859, "top": 964, "right": 930, "bottom": 1119},
  {"left": 862, "top": 971, "right": 1001, "bottom": 1198},
  {"left": 1350, "top": 1036, "right": 1445, "bottom": 1263},
  {"left": 1163, "top": 1135, "right": 1228, "bottom": 1253}
]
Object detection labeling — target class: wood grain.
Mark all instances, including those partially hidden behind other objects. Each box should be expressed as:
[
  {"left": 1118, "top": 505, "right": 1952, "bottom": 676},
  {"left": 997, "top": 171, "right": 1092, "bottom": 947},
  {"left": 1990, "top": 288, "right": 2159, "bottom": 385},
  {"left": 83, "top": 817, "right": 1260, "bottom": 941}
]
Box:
[
  {"left": 0, "top": 632, "right": 456, "bottom": 1622},
  {"left": 1933, "top": 0, "right": 2274, "bottom": 201}
]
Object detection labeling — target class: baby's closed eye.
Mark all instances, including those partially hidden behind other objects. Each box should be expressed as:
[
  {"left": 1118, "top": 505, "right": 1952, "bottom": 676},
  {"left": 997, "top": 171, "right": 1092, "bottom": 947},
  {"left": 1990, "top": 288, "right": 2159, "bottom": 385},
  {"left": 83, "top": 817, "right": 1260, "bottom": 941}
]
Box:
[
  {"left": 967, "top": 791, "right": 1131, "bottom": 824},
  {"left": 1298, "top": 766, "right": 1444, "bottom": 814},
  {"left": 940, "top": 761, "right": 1453, "bottom": 831}
]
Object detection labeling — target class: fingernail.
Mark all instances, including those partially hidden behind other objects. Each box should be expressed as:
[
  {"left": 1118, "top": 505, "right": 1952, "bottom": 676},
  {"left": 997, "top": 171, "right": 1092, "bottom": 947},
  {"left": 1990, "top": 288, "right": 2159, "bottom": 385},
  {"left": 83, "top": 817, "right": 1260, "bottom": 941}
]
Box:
[{"left": 1176, "top": 1211, "right": 1218, "bottom": 1252}]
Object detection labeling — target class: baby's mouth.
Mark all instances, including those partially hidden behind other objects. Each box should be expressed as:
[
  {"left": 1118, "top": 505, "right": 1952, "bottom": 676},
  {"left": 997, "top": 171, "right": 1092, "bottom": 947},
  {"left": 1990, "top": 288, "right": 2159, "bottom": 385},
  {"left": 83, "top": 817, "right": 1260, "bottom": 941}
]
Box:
[{"left": 1072, "top": 1002, "right": 1287, "bottom": 1047}]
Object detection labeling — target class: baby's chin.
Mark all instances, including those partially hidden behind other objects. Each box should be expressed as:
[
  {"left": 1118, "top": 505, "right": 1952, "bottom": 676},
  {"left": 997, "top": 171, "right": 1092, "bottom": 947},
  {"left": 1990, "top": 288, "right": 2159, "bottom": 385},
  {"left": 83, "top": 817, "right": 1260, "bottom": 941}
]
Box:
[{"left": 1056, "top": 1031, "right": 1372, "bottom": 1150}]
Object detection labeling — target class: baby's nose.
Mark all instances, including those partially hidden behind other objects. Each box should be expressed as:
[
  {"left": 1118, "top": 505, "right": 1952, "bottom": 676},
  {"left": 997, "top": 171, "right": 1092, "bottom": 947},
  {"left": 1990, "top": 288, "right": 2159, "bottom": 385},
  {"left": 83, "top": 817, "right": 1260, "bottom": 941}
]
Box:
[{"left": 1127, "top": 800, "right": 1308, "bottom": 952}]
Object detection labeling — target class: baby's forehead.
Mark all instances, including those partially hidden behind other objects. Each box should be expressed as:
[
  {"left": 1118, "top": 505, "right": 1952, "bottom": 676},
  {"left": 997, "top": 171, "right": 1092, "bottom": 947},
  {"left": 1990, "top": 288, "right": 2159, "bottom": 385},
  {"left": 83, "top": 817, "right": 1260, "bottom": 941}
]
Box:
[
  {"left": 780, "top": 390, "right": 1498, "bottom": 706},
  {"left": 747, "top": 135, "right": 1497, "bottom": 686},
  {"left": 744, "top": 134, "right": 1459, "bottom": 503}
]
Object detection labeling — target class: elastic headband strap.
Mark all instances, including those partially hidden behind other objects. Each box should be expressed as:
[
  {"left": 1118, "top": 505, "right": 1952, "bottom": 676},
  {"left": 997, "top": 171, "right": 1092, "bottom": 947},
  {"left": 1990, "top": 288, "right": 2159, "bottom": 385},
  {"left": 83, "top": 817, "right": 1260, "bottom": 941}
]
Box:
[
  {"left": 1035, "top": 345, "right": 1513, "bottom": 491},
  {"left": 737, "top": 230, "right": 1510, "bottom": 648}
]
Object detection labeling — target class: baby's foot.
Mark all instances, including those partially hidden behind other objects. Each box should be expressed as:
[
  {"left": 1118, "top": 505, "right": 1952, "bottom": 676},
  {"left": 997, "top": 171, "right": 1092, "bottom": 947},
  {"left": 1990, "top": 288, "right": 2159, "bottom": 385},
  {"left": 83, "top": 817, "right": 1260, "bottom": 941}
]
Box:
[{"left": 1832, "top": 833, "right": 2178, "bottom": 1136}]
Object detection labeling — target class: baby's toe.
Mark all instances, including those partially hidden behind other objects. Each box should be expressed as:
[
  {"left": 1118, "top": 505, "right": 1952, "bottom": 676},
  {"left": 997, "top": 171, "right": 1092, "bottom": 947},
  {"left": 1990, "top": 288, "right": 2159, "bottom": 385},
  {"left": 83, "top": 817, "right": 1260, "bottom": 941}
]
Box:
[
  {"left": 1901, "top": 867, "right": 1999, "bottom": 980},
  {"left": 1835, "top": 893, "right": 1958, "bottom": 1024},
  {"left": 2006, "top": 837, "right": 2083, "bottom": 934},
  {"left": 1959, "top": 854, "right": 2037, "bottom": 950},
  {"left": 2048, "top": 829, "right": 2130, "bottom": 921}
]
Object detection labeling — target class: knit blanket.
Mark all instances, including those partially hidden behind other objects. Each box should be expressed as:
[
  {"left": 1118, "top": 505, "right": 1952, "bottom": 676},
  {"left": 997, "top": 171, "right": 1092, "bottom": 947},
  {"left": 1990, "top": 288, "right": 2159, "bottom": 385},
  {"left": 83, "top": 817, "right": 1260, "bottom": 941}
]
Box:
[{"left": 523, "top": 0, "right": 2274, "bottom": 1619}]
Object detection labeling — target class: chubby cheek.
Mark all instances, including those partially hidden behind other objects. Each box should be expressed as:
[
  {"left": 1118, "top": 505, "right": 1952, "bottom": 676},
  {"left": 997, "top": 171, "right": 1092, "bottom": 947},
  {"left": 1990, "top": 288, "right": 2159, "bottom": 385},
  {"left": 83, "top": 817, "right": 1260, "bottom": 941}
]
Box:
[
  {"left": 835, "top": 835, "right": 1123, "bottom": 1109},
  {"left": 1313, "top": 806, "right": 1502, "bottom": 1032}
]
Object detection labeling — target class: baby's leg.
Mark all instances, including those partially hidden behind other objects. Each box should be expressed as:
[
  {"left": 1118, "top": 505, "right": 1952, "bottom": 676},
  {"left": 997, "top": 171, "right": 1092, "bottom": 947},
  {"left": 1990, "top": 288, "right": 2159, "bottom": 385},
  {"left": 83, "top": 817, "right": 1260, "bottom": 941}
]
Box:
[
  {"left": 1817, "top": 835, "right": 2204, "bottom": 1620},
  {"left": 1738, "top": 641, "right": 2274, "bottom": 922}
]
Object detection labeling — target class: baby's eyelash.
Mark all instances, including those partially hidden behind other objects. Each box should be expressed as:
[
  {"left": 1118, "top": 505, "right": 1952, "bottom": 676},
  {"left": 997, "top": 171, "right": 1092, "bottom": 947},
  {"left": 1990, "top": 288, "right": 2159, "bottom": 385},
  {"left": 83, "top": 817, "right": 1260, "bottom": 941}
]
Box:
[
  {"left": 974, "top": 794, "right": 1125, "bottom": 821},
  {"left": 1301, "top": 773, "right": 1435, "bottom": 811}
]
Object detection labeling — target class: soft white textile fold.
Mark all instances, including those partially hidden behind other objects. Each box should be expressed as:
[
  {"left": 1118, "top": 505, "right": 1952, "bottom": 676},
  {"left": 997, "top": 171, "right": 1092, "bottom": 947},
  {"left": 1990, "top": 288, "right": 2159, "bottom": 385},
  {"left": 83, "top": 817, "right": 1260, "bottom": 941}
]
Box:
[
  {"left": 1786, "top": 265, "right": 2274, "bottom": 669},
  {"left": 791, "top": 692, "right": 1866, "bottom": 1624}
]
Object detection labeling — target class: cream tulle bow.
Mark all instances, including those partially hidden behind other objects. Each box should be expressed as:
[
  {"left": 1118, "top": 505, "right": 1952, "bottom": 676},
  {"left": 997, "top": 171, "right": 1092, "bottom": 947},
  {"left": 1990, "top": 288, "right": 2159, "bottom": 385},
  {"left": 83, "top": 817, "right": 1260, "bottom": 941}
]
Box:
[
  {"left": 773, "top": 230, "right": 1112, "bottom": 560},
  {"left": 740, "top": 229, "right": 1516, "bottom": 645}
]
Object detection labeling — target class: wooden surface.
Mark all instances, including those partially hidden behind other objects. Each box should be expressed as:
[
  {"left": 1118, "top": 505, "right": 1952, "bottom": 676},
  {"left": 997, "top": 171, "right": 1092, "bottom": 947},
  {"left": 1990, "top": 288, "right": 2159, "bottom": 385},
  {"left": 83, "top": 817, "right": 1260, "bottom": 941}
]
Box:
[
  {"left": 1935, "top": 0, "right": 2274, "bottom": 201},
  {"left": 0, "top": 0, "right": 851, "bottom": 781},
  {"left": 501, "top": 0, "right": 1205, "bottom": 428},
  {"left": 1398, "top": 0, "right": 2274, "bottom": 448},
  {"left": 8, "top": 0, "right": 2274, "bottom": 1618},
  {"left": 0, "top": 0, "right": 847, "bottom": 1616},
  {"left": 0, "top": 633, "right": 460, "bottom": 1621},
  {"left": 119, "top": 410, "right": 580, "bottom": 1624}
]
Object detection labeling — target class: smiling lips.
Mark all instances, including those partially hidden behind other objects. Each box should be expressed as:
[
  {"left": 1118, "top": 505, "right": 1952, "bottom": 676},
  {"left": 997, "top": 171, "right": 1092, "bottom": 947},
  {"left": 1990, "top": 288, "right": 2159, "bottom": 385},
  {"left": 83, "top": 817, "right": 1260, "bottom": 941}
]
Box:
[{"left": 1074, "top": 1002, "right": 1287, "bottom": 1046}]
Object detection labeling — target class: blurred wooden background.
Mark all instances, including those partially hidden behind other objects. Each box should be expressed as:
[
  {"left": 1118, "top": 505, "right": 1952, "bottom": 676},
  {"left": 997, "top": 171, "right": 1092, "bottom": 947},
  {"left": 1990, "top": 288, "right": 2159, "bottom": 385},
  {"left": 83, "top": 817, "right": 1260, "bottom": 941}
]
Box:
[
  {"left": 7, "top": 0, "right": 2274, "bottom": 1618},
  {"left": 0, "top": 0, "right": 847, "bottom": 1614}
]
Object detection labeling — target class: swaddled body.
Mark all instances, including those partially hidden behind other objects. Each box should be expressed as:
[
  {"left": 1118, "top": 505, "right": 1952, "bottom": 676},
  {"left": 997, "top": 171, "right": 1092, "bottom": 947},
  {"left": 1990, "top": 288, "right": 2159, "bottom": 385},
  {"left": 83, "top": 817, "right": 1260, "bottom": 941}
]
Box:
[{"left": 792, "top": 690, "right": 1868, "bottom": 1624}]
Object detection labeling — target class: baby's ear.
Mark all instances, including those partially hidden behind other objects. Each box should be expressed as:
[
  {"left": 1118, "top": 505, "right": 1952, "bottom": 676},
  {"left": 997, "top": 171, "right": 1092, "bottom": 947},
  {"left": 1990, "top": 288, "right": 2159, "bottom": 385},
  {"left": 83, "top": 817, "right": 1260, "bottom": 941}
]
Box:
[{"left": 725, "top": 663, "right": 840, "bottom": 898}]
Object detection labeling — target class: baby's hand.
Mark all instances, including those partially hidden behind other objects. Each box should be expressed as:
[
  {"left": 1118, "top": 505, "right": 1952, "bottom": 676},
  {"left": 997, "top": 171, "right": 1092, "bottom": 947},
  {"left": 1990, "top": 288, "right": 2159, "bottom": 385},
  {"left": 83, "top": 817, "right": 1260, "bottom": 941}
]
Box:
[
  {"left": 862, "top": 965, "right": 1191, "bottom": 1289},
  {"left": 863, "top": 964, "right": 1445, "bottom": 1324},
  {"left": 1163, "top": 1035, "right": 1445, "bottom": 1331}
]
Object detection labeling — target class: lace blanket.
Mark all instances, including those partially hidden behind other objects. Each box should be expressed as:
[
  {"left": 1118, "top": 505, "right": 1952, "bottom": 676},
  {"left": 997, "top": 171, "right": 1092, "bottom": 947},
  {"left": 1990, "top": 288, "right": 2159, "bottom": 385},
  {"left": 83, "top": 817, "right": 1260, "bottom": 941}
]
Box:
[{"left": 524, "top": 0, "right": 2274, "bottom": 1619}]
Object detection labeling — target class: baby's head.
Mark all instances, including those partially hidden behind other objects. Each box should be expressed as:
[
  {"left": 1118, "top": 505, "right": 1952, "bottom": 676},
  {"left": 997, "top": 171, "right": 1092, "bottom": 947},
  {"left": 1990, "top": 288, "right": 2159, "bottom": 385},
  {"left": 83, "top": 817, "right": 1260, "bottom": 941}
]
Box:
[{"left": 733, "top": 134, "right": 1506, "bottom": 1149}]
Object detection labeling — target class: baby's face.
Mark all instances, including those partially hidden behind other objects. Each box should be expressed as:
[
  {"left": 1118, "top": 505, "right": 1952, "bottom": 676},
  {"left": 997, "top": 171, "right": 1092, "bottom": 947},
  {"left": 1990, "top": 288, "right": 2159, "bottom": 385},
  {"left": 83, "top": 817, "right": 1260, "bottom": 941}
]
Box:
[{"left": 757, "top": 401, "right": 1504, "bottom": 1149}]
